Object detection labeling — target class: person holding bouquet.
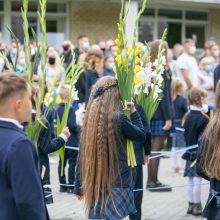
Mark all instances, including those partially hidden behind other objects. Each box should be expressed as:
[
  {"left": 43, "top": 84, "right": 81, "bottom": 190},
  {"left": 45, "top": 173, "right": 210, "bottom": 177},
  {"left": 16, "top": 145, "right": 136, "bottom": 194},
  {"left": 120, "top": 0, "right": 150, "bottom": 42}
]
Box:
[
  {"left": 146, "top": 40, "right": 174, "bottom": 191},
  {"left": 74, "top": 76, "right": 146, "bottom": 219}
]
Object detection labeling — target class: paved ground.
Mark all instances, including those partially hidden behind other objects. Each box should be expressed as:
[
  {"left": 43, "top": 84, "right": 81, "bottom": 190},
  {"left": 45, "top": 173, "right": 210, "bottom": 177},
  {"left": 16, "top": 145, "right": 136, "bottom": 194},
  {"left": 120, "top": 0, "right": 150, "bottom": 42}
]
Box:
[{"left": 47, "top": 155, "right": 209, "bottom": 220}]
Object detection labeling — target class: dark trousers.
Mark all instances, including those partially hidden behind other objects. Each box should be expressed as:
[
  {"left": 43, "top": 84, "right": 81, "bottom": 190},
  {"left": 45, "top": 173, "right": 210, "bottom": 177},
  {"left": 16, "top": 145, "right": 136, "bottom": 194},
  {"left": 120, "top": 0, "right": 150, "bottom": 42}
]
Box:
[
  {"left": 58, "top": 148, "right": 78, "bottom": 188},
  {"left": 130, "top": 165, "right": 143, "bottom": 220}
]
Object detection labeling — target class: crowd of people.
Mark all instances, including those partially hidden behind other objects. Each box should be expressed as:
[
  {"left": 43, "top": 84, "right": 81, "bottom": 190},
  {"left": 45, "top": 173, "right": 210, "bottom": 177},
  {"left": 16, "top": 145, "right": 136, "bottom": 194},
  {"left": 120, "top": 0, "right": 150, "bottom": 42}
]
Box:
[{"left": 1, "top": 34, "right": 220, "bottom": 220}]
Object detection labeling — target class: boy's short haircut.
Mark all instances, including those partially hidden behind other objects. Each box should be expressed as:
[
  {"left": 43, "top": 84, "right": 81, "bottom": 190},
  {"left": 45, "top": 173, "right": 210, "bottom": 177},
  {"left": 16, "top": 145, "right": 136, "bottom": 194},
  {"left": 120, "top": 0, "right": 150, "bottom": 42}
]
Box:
[
  {"left": 59, "top": 84, "right": 70, "bottom": 100},
  {"left": 0, "top": 72, "right": 28, "bottom": 105}
]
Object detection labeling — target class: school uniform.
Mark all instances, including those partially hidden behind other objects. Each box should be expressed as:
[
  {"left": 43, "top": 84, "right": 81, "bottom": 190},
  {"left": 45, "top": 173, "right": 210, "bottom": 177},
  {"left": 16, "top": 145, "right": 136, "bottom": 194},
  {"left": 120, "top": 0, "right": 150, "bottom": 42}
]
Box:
[
  {"left": 172, "top": 95, "right": 188, "bottom": 148},
  {"left": 130, "top": 104, "right": 151, "bottom": 220},
  {"left": 85, "top": 69, "right": 99, "bottom": 104},
  {"left": 196, "top": 140, "right": 220, "bottom": 220},
  {"left": 0, "top": 120, "right": 49, "bottom": 220},
  {"left": 183, "top": 110, "right": 209, "bottom": 177},
  {"left": 38, "top": 116, "right": 67, "bottom": 204},
  {"left": 74, "top": 111, "right": 146, "bottom": 219},
  {"left": 150, "top": 70, "right": 173, "bottom": 136},
  {"left": 56, "top": 103, "right": 80, "bottom": 191}
]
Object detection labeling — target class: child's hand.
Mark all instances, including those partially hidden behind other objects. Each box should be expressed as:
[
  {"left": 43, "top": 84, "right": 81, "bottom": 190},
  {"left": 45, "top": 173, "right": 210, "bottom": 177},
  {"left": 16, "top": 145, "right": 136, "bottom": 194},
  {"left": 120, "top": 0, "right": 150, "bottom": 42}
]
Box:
[
  {"left": 162, "top": 120, "right": 172, "bottom": 131},
  {"left": 62, "top": 127, "right": 71, "bottom": 138},
  {"left": 130, "top": 98, "right": 136, "bottom": 114}
]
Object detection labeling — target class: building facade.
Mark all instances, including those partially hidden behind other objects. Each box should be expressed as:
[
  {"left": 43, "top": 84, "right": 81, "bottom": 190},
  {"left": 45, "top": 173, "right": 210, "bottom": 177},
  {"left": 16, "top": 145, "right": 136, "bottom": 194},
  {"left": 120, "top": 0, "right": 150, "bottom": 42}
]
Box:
[{"left": 0, "top": 0, "right": 220, "bottom": 48}]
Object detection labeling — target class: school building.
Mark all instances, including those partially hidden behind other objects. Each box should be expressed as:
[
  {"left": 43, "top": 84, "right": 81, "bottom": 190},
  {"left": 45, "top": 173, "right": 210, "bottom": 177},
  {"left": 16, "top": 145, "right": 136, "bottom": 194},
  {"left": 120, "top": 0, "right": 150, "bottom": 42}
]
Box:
[{"left": 1, "top": 0, "right": 220, "bottom": 48}]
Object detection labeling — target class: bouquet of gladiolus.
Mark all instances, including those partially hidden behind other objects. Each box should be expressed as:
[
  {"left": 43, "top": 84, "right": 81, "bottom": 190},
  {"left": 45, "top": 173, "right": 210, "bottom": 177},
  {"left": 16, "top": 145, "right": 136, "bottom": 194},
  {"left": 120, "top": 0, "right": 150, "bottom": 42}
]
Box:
[
  {"left": 135, "top": 29, "right": 167, "bottom": 124},
  {"left": 114, "top": 0, "right": 148, "bottom": 167}
]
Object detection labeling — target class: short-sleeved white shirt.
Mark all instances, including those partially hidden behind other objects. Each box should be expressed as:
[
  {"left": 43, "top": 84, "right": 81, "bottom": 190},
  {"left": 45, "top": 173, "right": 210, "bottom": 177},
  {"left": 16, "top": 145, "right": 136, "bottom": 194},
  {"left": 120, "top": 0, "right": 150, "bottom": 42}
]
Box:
[{"left": 176, "top": 53, "right": 199, "bottom": 88}]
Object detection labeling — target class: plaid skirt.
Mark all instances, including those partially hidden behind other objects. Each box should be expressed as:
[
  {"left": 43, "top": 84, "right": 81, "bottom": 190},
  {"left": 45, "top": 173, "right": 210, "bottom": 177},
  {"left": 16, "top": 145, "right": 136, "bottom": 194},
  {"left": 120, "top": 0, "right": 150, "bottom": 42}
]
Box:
[
  {"left": 88, "top": 188, "right": 136, "bottom": 220},
  {"left": 150, "top": 119, "right": 174, "bottom": 136}
]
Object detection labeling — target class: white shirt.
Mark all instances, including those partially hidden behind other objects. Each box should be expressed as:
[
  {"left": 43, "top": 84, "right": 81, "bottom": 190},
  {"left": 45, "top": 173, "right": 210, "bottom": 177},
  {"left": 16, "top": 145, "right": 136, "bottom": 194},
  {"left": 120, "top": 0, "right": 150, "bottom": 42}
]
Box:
[
  {"left": 0, "top": 117, "right": 23, "bottom": 129},
  {"left": 176, "top": 53, "right": 199, "bottom": 88}
]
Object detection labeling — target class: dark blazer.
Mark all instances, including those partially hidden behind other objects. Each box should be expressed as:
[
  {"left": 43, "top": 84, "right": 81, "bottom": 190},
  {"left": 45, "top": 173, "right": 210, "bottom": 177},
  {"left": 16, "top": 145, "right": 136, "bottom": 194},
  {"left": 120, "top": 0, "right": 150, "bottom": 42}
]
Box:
[
  {"left": 152, "top": 70, "right": 173, "bottom": 121},
  {"left": 75, "top": 72, "right": 86, "bottom": 104},
  {"left": 214, "top": 64, "right": 220, "bottom": 91},
  {"left": 56, "top": 103, "right": 80, "bottom": 147},
  {"left": 133, "top": 104, "right": 151, "bottom": 165},
  {"left": 85, "top": 69, "right": 99, "bottom": 104},
  {"left": 196, "top": 138, "right": 220, "bottom": 220},
  {"left": 38, "top": 117, "right": 66, "bottom": 184},
  {"left": 74, "top": 111, "right": 146, "bottom": 196},
  {"left": 0, "top": 121, "right": 49, "bottom": 220}
]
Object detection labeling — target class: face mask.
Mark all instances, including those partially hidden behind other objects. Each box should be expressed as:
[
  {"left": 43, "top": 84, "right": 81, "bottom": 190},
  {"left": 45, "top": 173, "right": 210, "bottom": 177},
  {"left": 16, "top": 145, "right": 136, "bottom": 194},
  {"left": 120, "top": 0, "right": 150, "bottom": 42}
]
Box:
[
  {"left": 19, "top": 58, "right": 26, "bottom": 67},
  {"left": 189, "top": 46, "right": 196, "bottom": 55},
  {"left": 82, "top": 42, "right": 90, "bottom": 52},
  {"left": 213, "top": 50, "right": 220, "bottom": 58},
  {"left": 11, "top": 48, "right": 18, "bottom": 55},
  {"left": 107, "top": 62, "right": 115, "bottom": 70},
  {"left": 112, "top": 52, "right": 117, "bottom": 57},
  {"left": 31, "top": 48, "right": 36, "bottom": 56},
  {"left": 142, "top": 46, "right": 148, "bottom": 54},
  {"left": 205, "top": 65, "right": 213, "bottom": 73},
  {"left": 48, "top": 57, "right": 56, "bottom": 65}
]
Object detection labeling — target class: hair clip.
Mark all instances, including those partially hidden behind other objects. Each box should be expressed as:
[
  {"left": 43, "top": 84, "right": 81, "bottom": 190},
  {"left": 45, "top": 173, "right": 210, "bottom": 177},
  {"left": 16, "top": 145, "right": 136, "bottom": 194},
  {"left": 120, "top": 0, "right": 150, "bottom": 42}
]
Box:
[{"left": 93, "top": 86, "right": 105, "bottom": 98}]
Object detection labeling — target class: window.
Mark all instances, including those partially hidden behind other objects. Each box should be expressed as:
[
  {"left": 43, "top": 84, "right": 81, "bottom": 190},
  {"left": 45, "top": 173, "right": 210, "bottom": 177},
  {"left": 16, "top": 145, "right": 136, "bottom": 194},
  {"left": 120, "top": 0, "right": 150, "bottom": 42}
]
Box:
[
  {"left": 159, "top": 9, "right": 182, "bottom": 19},
  {"left": 139, "top": 8, "right": 208, "bottom": 48}
]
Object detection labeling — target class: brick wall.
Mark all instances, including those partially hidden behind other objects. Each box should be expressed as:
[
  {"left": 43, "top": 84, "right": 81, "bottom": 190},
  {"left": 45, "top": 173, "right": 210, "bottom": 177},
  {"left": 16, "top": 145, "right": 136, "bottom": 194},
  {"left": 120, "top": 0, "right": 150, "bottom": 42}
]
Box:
[
  {"left": 69, "top": 1, "right": 121, "bottom": 45},
  {"left": 209, "top": 9, "right": 220, "bottom": 45}
]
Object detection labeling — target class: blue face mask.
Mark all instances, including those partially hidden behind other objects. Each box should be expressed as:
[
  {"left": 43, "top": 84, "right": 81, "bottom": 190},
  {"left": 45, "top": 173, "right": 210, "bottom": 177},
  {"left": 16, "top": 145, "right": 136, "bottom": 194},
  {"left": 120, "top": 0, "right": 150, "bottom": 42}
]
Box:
[
  {"left": 11, "top": 48, "right": 18, "bottom": 55},
  {"left": 142, "top": 46, "right": 148, "bottom": 54},
  {"left": 205, "top": 65, "right": 213, "bottom": 73},
  {"left": 107, "top": 62, "right": 115, "bottom": 70},
  {"left": 19, "top": 58, "right": 26, "bottom": 67},
  {"left": 82, "top": 42, "right": 90, "bottom": 52},
  {"left": 112, "top": 52, "right": 117, "bottom": 57}
]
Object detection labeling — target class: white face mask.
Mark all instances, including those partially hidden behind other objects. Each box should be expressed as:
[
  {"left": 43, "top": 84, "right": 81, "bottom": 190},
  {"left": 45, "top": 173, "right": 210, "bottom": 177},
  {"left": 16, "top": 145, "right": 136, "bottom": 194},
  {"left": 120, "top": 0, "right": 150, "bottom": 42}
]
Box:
[
  {"left": 189, "top": 46, "right": 196, "bottom": 55},
  {"left": 213, "top": 50, "right": 220, "bottom": 58}
]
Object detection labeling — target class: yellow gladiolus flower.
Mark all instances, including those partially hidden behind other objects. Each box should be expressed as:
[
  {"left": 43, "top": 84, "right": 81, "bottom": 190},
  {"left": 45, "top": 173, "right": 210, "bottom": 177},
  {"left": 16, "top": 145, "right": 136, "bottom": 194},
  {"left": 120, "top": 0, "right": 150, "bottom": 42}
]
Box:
[
  {"left": 115, "top": 55, "right": 122, "bottom": 64},
  {"left": 134, "top": 65, "right": 142, "bottom": 74},
  {"left": 127, "top": 47, "right": 133, "bottom": 56},
  {"left": 135, "top": 56, "right": 140, "bottom": 64},
  {"left": 134, "top": 76, "right": 143, "bottom": 85},
  {"left": 56, "top": 95, "right": 61, "bottom": 104},
  {"left": 113, "top": 66, "right": 117, "bottom": 73},
  {"left": 115, "top": 39, "right": 120, "bottom": 47}
]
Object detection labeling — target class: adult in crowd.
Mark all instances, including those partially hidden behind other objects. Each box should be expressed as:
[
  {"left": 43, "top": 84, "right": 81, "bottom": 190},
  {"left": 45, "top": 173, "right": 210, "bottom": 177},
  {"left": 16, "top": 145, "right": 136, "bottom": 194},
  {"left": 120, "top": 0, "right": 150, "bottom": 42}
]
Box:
[
  {"left": 209, "top": 43, "right": 220, "bottom": 69},
  {"left": 214, "top": 64, "right": 220, "bottom": 91},
  {"left": 74, "top": 35, "right": 90, "bottom": 63},
  {"left": 198, "top": 57, "right": 215, "bottom": 105},
  {"left": 146, "top": 40, "right": 173, "bottom": 191},
  {"left": 38, "top": 49, "right": 64, "bottom": 88},
  {"left": 0, "top": 72, "right": 49, "bottom": 220},
  {"left": 176, "top": 39, "right": 199, "bottom": 90},
  {"left": 103, "top": 55, "right": 115, "bottom": 77},
  {"left": 60, "top": 40, "right": 73, "bottom": 70}
]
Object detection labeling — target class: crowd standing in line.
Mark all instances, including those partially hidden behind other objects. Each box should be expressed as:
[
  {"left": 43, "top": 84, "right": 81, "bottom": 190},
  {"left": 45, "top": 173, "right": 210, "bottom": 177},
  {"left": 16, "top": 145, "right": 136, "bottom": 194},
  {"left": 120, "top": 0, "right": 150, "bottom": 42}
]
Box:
[{"left": 1, "top": 35, "right": 220, "bottom": 219}]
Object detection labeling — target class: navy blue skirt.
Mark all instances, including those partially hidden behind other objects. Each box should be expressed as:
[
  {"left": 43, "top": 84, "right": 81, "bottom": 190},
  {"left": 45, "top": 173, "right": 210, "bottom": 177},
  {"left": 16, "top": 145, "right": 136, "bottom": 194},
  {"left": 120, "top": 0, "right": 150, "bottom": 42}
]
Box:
[
  {"left": 89, "top": 188, "right": 136, "bottom": 219},
  {"left": 150, "top": 119, "right": 174, "bottom": 136}
]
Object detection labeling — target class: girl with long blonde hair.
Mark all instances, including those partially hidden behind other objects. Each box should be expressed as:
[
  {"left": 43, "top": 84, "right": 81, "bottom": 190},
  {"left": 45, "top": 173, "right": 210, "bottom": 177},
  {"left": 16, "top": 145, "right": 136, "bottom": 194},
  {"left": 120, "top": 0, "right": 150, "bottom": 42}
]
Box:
[
  {"left": 197, "top": 81, "right": 220, "bottom": 219},
  {"left": 74, "top": 76, "right": 146, "bottom": 219}
]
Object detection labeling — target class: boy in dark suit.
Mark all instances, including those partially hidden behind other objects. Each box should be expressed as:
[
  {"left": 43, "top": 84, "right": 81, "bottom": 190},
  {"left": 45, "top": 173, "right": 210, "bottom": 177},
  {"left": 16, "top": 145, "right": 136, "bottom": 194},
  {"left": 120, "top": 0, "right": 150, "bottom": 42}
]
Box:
[{"left": 0, "top": 72, "right": 49, "bottom": 220}]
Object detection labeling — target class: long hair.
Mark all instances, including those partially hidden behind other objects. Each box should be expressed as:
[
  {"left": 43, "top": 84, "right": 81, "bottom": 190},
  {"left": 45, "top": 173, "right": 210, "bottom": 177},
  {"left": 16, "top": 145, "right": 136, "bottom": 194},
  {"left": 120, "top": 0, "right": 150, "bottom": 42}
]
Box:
[
  {"left": 80, "top": 76, "right": 121, "bottom": 214},
  {"left": 171, "top": 78, "right": 184, "bottom": 101},
  {"left": 149, "top": 40, "right": 169, "bottom": 69},
  {"left": 200, "top": 81, "right": 220, "bottom": 179}
]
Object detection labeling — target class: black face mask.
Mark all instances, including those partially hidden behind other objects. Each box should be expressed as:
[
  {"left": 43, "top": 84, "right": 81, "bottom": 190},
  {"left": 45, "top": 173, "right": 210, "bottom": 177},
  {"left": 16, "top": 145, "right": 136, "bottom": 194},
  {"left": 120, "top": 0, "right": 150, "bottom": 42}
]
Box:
[{"left": 48, "top": 57, "right": 56, "bottom": 65}]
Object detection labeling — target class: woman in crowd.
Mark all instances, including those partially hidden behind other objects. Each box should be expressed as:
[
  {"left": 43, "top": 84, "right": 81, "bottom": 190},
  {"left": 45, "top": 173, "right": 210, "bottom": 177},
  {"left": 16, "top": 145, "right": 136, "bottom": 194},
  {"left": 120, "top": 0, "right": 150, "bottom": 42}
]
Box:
[{"left": 146, "top": 40, "right": 174, "bottom": 191}]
